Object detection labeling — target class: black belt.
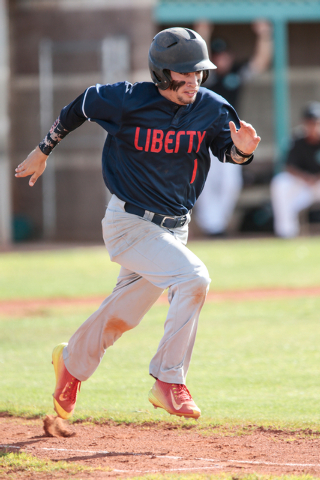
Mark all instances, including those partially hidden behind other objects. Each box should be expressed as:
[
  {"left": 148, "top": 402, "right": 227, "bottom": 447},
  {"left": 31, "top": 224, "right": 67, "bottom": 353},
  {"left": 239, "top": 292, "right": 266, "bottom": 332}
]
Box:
[{"left": 124, "top": 202, "right": 188, "bottom": 229}]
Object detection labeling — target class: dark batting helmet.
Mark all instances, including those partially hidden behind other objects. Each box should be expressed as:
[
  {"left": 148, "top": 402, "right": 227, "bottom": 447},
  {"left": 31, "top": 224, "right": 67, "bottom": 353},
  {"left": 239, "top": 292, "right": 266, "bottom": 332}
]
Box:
[
  {"left": 149, "top": 27, "right": 217, "bottom": 90},
  {"left": 303, "top": 101, "right": 320, "bottom": 120}
]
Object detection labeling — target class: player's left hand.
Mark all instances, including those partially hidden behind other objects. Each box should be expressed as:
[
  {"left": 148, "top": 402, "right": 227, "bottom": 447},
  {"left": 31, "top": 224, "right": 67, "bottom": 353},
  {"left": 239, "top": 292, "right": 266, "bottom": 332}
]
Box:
[
  {"left": 15, "top": 146, "right": 48, "bottom": 187},
  {"left": 229, "top": 120, "right": 261, "bottom": 155}
]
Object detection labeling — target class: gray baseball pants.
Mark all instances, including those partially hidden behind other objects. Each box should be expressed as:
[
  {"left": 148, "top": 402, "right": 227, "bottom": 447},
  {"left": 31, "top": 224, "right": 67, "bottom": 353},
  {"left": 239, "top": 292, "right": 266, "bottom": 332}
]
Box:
[{"left": 63, "top": 194, "right": 211, "bottom": 385}]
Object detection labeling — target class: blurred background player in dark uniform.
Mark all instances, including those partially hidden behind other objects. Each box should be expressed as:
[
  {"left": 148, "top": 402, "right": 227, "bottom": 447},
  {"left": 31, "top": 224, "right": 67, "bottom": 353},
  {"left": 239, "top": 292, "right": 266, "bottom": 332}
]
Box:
[
  {"left": 271, "top": 102, "right": 320, "bottom": 238},
  {"left": 194, "top": 20, "right": 273, "bottom": 237}
]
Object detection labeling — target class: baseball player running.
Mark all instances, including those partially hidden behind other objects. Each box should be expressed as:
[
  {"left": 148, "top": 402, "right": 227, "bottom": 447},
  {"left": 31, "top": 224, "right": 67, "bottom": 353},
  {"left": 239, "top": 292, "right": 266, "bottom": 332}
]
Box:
[{"left": 15, "top": 28, "right": 260, "bottom": 420}]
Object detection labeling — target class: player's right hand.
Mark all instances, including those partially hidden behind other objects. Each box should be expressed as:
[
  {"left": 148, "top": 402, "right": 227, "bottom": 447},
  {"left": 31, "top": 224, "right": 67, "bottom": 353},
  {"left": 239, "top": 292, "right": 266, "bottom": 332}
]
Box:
[{"left": 15, "top": 146, "right": 48, "bottom": 187}]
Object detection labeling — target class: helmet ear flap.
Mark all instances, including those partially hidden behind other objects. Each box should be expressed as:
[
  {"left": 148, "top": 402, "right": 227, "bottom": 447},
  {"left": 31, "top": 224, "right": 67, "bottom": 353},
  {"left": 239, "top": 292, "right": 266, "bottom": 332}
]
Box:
[
  {"left": 150, "top": 68, "right": 172, "bottom": 90},
  {"left": 201, "top": 70, "right": 209, "bottom": 85},
  {"left": 161, "top": 69, "right": 172, "bottom": 90},
  {"left": 153, "top": 69, "right": 209, "bottom": 89}
]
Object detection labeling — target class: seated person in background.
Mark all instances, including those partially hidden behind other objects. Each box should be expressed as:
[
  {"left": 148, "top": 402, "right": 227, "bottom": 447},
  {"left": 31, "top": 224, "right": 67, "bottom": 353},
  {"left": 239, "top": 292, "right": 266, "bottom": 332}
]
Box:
[{"left": 271, "top": 102, "right": 320, "bottom": 238}]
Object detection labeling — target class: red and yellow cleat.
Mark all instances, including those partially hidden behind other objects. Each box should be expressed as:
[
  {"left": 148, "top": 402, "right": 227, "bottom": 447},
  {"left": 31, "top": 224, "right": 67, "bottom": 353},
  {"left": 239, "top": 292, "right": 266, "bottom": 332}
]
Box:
[
  {"left": 148, "top": 379, "right": 201, "bottom": 419},
  {"left": 52, "top": 343, "right": 81, "bottom": 419}
]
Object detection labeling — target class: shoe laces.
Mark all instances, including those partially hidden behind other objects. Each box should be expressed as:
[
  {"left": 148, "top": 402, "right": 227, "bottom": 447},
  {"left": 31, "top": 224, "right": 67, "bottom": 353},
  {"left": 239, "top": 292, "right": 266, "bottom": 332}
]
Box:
[
  {"left": 65, "top": 378, "right": 81, "bottom": 402},
  {"left": 171, "top": 384, "right": 192, "bottom": 402}
]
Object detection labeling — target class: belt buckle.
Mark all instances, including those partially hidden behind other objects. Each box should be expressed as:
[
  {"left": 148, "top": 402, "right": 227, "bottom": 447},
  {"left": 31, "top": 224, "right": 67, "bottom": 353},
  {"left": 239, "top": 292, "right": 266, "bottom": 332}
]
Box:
[
  {"left": 160, "top": 216, "right": 172, "bottom": 228},
  {"left": 160, "top": 215, "right": 187, "bottom": 228}
]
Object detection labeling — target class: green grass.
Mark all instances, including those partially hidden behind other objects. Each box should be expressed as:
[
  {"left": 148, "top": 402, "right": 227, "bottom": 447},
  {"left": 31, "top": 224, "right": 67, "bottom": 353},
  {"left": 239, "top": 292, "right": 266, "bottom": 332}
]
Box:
[
  {"left": 0, "top": 245, "right": 119, "bottom": 300},
  {"left": 1, "top": 296, "right": 320, "bottom": 429},
  {"left": 1, "top": 237, "right": 320, "bottom": 300},
  {"left": 0, "top": 450, "right": 109, "bottom": 477},
  {"left": 1, "top": 237, "right": 320, "bottom": 428}
]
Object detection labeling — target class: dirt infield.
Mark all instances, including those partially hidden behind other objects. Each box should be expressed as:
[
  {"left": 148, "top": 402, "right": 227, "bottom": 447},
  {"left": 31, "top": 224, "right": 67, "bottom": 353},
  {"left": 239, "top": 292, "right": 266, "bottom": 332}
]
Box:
[
  {"left": 1, "top": 416, "right": 320, "bottom": 478},
  {"left": 1, "top": 285, "right": 320, "bottom": 318}
]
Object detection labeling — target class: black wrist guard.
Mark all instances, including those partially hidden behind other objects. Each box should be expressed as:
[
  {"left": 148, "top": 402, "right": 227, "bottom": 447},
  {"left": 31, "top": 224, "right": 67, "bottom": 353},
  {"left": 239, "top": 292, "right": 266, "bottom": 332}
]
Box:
[
  {"left": 230, "top": 144, "right": 253, "bottom": 164},
  {"left": 234, "top": 145, "right": 254, "bottom": 158},
  {"left": 38, "top": 116, "right": 69, "bottom": 156},
  {"left": 225, "top": 144, "right": 254, "bottom": 165}
]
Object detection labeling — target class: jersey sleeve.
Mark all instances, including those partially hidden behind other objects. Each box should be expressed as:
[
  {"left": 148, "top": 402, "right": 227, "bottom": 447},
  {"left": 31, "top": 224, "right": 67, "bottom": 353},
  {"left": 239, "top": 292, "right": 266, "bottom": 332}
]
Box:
[
  {"left": 209, "top": 103, "right": 240, "bottom": 163},
  {"left": 209, "top": 100, "right": 254, "bottom": 166},
  {"left": 81, "top": 82, "right": 129, "bottom": 135},
  {"left": 60, "top": 92, "right": 87, "bottom": 131},
  {"left": 42, "top": 83, "right": 128, "bottom": 153}
]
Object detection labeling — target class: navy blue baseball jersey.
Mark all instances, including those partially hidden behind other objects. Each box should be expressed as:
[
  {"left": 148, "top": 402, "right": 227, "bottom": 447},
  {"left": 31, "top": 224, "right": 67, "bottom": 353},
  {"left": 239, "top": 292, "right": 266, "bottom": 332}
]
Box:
[
  {"left": 286, "top": 134, "right": 320, "bottom": 175},
  {"left": 60, "top": 81, "right": 244, "bottom": 216}
]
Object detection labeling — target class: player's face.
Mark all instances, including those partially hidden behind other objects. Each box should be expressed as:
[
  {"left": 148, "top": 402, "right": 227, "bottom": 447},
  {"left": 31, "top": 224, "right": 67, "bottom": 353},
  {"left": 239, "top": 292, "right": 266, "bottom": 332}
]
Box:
[
  {"left": 304, "top": 118, "right": 320, "bottom": 143},
  {"left": 211, "top": 51, "right": 234, "bottom": 74},
  {"left": 165, "top": 71, "right": 202, "bottom": 105}
]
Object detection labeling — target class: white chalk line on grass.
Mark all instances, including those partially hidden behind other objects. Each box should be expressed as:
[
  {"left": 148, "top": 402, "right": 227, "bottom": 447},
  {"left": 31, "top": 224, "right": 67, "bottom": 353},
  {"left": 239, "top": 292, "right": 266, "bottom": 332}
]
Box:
[
  {"left": 113, "top": 467, "right": 222, "bottom": 473},
  {"left": 2, "top": 444, "right": 320, "bottom": 471}
]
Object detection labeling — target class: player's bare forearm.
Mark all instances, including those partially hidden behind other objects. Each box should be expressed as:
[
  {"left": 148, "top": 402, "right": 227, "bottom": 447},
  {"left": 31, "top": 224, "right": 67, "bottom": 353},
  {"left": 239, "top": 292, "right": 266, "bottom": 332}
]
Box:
[
  {"left": 249, "top": 20, "right": 273, "bottom": 74},
  {"left": 15, "top": 146, "right": 48, "bottom": 187},
  {"left": 229, "top": 120, "right": 261, "bottom": 164}
]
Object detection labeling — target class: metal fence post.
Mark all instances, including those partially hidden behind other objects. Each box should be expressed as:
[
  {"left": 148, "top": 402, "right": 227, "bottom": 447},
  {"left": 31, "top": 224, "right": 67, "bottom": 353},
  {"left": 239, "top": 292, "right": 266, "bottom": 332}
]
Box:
[{"left": 273, "top": 18, "right": 290, "bottom": 171}]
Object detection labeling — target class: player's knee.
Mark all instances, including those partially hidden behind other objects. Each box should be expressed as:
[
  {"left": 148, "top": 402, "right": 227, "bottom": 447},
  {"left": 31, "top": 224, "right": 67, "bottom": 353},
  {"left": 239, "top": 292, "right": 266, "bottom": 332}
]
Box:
[
  {"left": 170, "top": 263, "right": 210, "bottom": 299},
  {"left": 191, "top": 265, "right": 211, "bottom": 294}
]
